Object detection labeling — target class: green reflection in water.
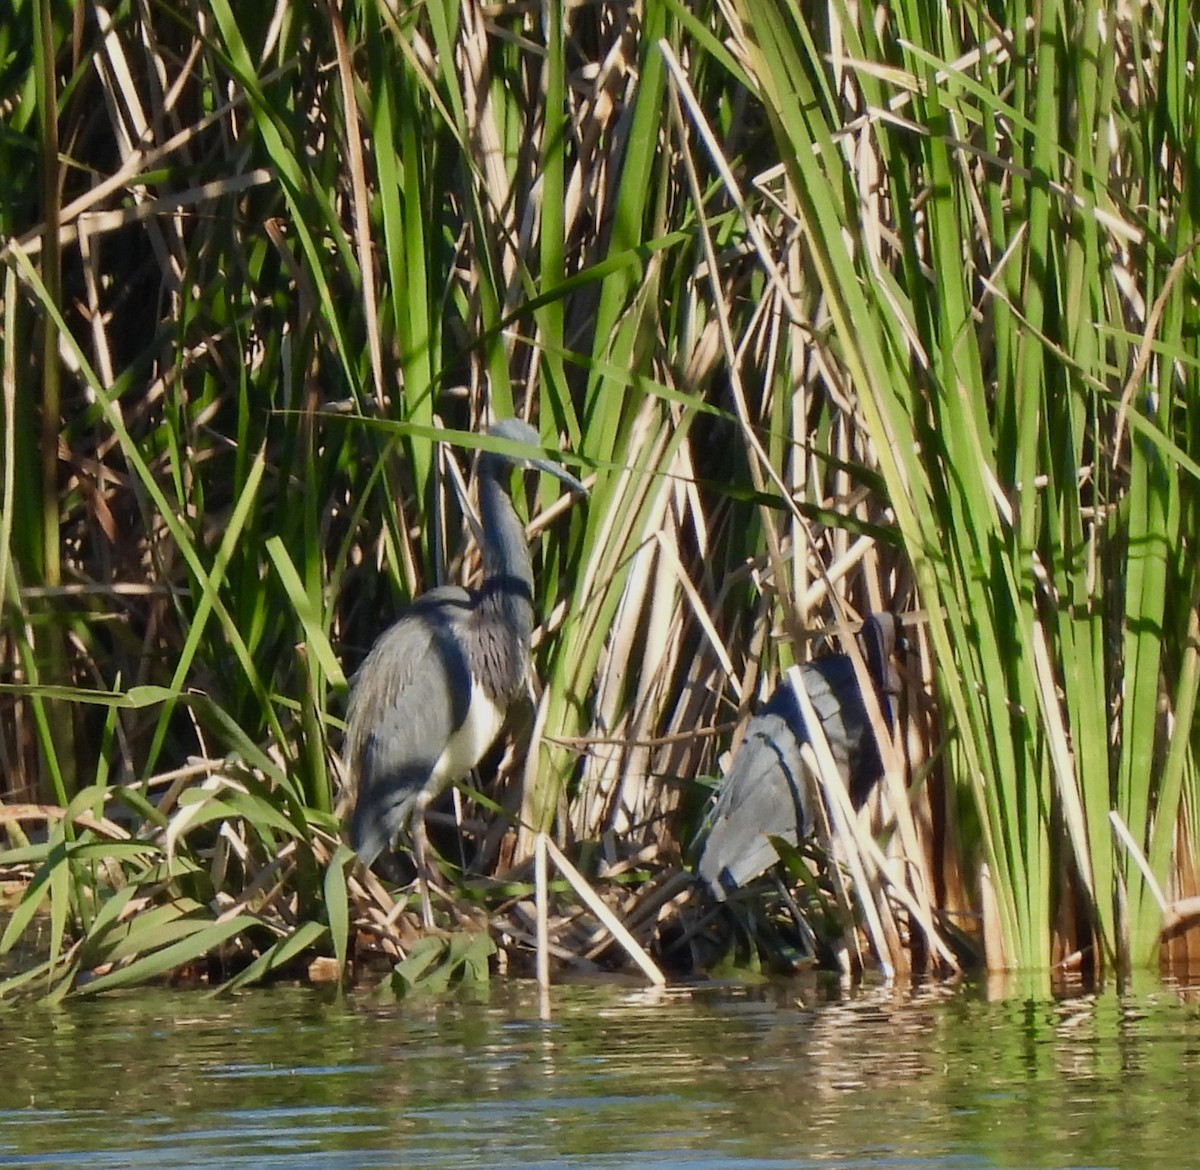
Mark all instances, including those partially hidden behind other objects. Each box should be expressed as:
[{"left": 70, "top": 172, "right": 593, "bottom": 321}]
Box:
[{"left": 0, "top": 975, "right": 1197, "bottom": 1169}]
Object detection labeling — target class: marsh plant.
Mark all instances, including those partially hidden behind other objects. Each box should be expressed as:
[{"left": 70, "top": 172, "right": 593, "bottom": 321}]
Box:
[{"left": 0, "top": 0, "right": 1196, "bottom": 996}]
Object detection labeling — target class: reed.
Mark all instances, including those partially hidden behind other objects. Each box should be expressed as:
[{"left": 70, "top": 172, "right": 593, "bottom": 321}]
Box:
[
  {"left": 727, "top": 0, "right": 1200, "bottom": 970},
  {"left": 0, "top": 0, "right": 1194, "bottom": 995}
]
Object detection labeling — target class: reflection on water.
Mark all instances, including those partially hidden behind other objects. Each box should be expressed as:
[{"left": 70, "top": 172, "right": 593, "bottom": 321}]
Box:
[{"left": 0, "top": 970, "right": 1197, "bottom": 1169}]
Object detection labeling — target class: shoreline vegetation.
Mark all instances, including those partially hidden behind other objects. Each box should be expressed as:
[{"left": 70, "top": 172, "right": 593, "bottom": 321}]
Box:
[{"left": 0, "top": 0, "right": 1197, "bottom": 999}]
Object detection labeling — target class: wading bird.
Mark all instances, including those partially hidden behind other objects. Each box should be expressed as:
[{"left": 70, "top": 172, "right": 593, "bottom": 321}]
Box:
[
  {"left": 695, "top": 613, "right": 902, "bottom": 900},
  {"left": 345, "top": 419, "right": 587, "bottom": 925}
]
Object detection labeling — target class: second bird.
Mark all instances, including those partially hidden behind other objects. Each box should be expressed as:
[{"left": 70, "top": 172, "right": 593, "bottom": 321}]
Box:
[
  {"left": 345, "top": 419, "right": 587, "bottom": 925},
  {"left": 695, "top": 613, "right": 902, "bottom": 901}
]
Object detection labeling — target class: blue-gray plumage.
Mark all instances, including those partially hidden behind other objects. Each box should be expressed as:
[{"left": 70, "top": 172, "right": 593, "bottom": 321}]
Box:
[
  {"left": 695, "top": 614, "right": 901, "bottom": 900},
  {"left": 345, "top": 419, "right": 586, "bottom": 924}
]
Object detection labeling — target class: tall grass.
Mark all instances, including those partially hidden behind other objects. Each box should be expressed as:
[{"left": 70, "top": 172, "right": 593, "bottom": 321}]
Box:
[
  {"left": 0, "top": 0, "right": 1195, "bottom": 994},
  {"left": 728, "top": 0, "right": 1200, "bottom": 970}
]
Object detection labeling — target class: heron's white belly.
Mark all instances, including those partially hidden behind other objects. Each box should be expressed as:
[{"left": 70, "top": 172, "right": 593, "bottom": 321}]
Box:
[{"left": 432, "top": 678, "right": 507, "bottom": 782}]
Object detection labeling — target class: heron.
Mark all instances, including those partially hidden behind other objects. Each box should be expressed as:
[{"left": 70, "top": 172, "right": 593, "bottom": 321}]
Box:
[
  {"left": 695, "top": 613, "right": 902, "bottom": 901},
  {"left": 345, "top": 418, "right": 587, "bottom": 925}
]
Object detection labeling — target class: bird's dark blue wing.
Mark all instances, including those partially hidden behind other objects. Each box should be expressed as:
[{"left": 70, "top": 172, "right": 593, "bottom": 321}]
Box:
[{"left": 798, "top": 654, "right": 882, "bottom": 806}]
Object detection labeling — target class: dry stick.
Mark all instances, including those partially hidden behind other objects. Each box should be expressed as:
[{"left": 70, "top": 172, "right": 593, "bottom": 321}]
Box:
[
  {"left": 806, "top": 751, "right": 865, "bottom": 976},
  {"left": 1162, "top": 898, "right": 1200, "bottom": 937},
  {"left": 535, "top": 832, "right": 550, "bottom": 991},
  {"left": 504, "top": 922, "right": 603, "bottom": 970},
  {"left": 797, "top": 532, "right": 876, "bottom": 613},
  {"left": 1108, "top": 810, "right": 1169, "bottom": 916},
  {"left": 540, "top": 834, "right": 666, "bottom": 987},
  {"left": 515, "top": 669, "right": 557, "bottom": 863},
  {"left": 79, "top": 221, "right": 115, "bottom": 390},
  {"left": 3, "top": 171, "right": 274, "bottom": 259},
  {"left": 630, "top": 485, "right": 703, "bottom": 757},
  {"left": 978, "top": 863, "right": 1007, "bottom": 970},
  {"left": 216, "top": 840, "right": 296, "bottom": 925},
  {"left": 805, "top": 739, "right": 902, "bottom": 980},
  {"left": 621, "top": 870, "right": 695, "bottom": 935},
  {"left": 855, "top": 825, "right": 961, "bottom": 972},
  {"left": 0, "top": 804, "right": 130, "bottom": 840},
  {"left": 0, "top": 269, "right": 18, "bottom": 641},
  {"left": 789, "top": 666, "right": 899, "bottom": 979},
  {"left": 19, "top": 582, "right": 181, "bottom": 598},
  {"left": 577, "top": 870, "right": 693, "bottom": 961},
  {"left": 653, "top": 530, "right": 741, "bottom": 701},
  {"left": 543, "top": 723, "right": 736, "bottom": 751}
]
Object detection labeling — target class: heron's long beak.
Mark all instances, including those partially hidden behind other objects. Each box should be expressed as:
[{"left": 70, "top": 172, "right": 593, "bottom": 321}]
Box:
[{"left": 530, "top": 457, "right": 588, "bottom": 497}]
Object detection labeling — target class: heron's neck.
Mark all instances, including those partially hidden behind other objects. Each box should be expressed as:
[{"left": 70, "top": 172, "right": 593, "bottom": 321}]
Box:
[{"left": 477, "top": 460, "right": 535, "bottom": 645}]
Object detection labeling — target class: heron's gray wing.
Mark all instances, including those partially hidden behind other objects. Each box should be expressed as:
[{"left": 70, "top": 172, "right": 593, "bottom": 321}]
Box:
[
  {"left": 695, "top": 618, "right": 901, "bottom": 898},
  {"left": 694, "top": 664, "right": 858, "bottom": 900},
  {"left": 346, "top": 586, "right": 474, "bottom": 867},
  {"left": 695, "top": 704, "right": 810, "bottom": 901}
]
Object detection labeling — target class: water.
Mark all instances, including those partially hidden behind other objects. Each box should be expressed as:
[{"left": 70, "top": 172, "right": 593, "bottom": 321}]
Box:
[{"left": 0, "top": 973, "right": 1197, "bottom": 1169}]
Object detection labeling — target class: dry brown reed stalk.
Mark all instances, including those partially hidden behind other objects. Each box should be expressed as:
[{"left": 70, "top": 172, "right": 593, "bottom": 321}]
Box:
[
  {"left": 534, "top": 831, "right": 550, "bottom": 988},
  {"left": 0, "top": 803, "right": 130, "bottom": 841},
  {"left": 663, "top": 56, "right": 802, "bottom": 663},
  {"left": 538, "top": 400, "right": 677, "bottom": 853}
]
